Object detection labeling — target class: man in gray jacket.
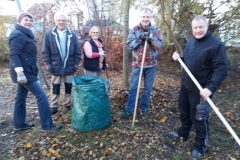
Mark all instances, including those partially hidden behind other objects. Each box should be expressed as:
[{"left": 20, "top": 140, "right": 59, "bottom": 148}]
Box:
[{"left": 42, "top": 12, "right": 81, "bottom": 114}]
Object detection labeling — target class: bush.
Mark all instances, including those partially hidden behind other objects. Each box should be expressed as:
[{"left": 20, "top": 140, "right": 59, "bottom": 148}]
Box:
[
  {"left": 104, "top": 37, "right": 131, "bottom": 71},
  {"left": 0, "top": 38, "right": 9, "bottom": 62},
  {"left": 226, "top": 46, "right": 240, "bottom": 80}
]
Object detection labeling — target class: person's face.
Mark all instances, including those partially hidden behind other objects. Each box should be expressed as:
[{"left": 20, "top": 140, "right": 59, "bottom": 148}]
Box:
[
  {"left": 91, "top": 29, "right": 100, "bottom": 40},
  {"left": 139, "top": 10, "right": 152, "bottom": 28},
  {"left": 20, "top": 16, "right": 33, "bottom": 29},
  {"left": 55, "top": 15, "right": 67, "bottom": 31},
  {"left": 192, "top": 19, "right": 208, "bottom": 39}
]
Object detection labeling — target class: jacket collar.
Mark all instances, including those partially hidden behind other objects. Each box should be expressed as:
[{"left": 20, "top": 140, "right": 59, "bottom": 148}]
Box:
[
  {"left": 136, "top": 23, "right": 152, "bottom": 32},
  {"left": 15, "top": 24, "right": 34, "bottom": 39},
  {"left": 194, "top": 30, "right": 211, "bottom": 42},
  {"left": 51, "top": 26, "right": 72, "bottom": 35}
]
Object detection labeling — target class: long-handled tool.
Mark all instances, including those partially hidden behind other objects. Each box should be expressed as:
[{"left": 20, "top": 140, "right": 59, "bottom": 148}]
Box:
[
  {"left": 132, "top": 40, "right": 148, "bottom": 129},
  {"left": 177, "top": 57, "right": 240, "bottom": 146}
]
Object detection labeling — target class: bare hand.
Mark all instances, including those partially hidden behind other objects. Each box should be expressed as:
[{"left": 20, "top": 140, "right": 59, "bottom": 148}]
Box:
[
  {"left": 200, "top": 88, "right": 212, "bottom": 100},
  {"left": 172, "top": 51, "right": 180, "bottom": 61}
]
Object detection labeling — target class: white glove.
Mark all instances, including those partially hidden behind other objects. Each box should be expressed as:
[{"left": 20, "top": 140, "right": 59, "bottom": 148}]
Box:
[
  {"left": 172, "top": 51, "right": 180, "bottom": 61},
  {"left": 200, "top": 88, "right": 212, "bottom": 100},
  {"left": 99, "top": 51, "right": 105, "bottom": 56},
  {"left": 17, "top": 72, "right": 27, "bottom": 84}
]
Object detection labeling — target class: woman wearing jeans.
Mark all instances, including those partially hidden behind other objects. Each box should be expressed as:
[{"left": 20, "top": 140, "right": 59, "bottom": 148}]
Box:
[{"left": 9, "top": 12, "right": 61, "bottom": 132}]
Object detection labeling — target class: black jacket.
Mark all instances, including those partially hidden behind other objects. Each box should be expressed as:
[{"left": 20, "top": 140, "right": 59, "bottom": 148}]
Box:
[
  {"left": 83, "top": 38, "right": 106, "bottom": 71},
  {"left": 42, "top": 27, "right": 81, "bottom": 76},
  {"left": 181, "top": 31, "right": 228, "bottom": 93},
  {"left": 9, "top": 24, "right": 38, "bottom": 83}
]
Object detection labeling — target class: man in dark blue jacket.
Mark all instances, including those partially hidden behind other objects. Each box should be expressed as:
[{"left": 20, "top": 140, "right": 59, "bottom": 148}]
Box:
[
  {"left": 42, "top": 12, "right": 81, "bottom": 114},
  {"left": 168, "top": 15, "right": 228, "bottom": 158}
]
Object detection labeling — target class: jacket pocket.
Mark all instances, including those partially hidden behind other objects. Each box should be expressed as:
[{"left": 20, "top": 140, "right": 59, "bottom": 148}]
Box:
[{"left": 31, "top": 65, "right": 38, "bottom": 76}]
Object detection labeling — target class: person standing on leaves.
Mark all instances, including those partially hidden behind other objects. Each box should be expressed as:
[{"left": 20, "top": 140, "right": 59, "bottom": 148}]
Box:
[
  {"left": 83, "top": 26, "right": 106, "bottom": 77},
  {"left": 168, "top": 15, "right": 228, "bottom": 158},
  {"left": 42, "top": 12, "right": 81, "bottom": 114},
  {"left": 9, "top": 12, "right": 62, "bottom": 132},
  {"left": 119, "top": 8, "right": 163, "bottom": 119}
]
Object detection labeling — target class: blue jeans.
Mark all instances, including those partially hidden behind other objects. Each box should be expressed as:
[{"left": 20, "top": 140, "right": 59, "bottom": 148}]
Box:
[
  {"left": 14, "top": 81, "right": 54, "bottom": 129},
  {"left": 125, "top": 66, "right": 156, "bottom": 114}
]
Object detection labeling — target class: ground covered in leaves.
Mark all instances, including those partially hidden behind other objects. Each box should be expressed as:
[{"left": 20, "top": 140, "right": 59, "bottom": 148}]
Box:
[{"left": 0, "top": 55, "right": 240, "bottom": 160}]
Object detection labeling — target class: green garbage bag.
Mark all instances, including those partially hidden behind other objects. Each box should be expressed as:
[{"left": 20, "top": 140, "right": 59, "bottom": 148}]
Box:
[{"left": 71, "top": 76, "right": 112, "bottom": 132}]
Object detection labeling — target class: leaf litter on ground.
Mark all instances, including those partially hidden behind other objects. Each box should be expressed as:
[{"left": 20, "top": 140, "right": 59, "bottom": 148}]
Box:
[{"left": 0, "top": 58, "right": 239, "bottom": 159}]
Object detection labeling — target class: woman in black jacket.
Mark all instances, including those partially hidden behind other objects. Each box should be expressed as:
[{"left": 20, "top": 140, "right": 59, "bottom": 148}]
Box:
[
  {"left": 83, "top": 26, "right": 106, "bottom": 76},
  {"left": 9, "top": 12, "right": 61, "bottom": 132}
]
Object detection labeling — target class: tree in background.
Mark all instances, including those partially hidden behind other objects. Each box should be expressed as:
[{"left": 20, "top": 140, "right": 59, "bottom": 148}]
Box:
[
  {"left": 123, "top": 0, "right": 131, "bottom": 87},
  {"left": 0, "top": 14, "right": 16, "bottom": 62},
  {"left": 132, "top": 0, "right": 240, "bottom": 79},
  {"left": 79, "top": 0, "right": 126, "bottom": 72},
  {"left": 141, "top": 0, "right": 240, "bottom": 50}
]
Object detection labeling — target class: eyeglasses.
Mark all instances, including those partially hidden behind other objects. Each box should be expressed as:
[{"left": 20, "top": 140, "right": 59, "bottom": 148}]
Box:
[{"left": 92, "top": 32, "right": 99, "bottom": 34}]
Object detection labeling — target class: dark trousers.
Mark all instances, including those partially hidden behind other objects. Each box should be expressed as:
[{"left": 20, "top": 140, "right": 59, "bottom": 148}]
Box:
[{"left": 177, "top": 85, "right": 209, "bottom": 153}]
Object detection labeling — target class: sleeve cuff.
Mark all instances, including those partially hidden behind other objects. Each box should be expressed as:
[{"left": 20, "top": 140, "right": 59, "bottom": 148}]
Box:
[
  {"left": 14, "top": 67, "right": 24, "bottom": 73},
  {"left": 92, "top": 52, "right": 100, "bottom": 58}
]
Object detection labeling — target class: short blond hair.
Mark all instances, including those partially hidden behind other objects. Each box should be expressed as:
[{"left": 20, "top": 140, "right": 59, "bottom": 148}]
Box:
[
  {"left": 89, "top": 26, "right": 100, "bottom": 37},
  {"left": 192, "top": 15, "right": 208, "bottom": 25}
]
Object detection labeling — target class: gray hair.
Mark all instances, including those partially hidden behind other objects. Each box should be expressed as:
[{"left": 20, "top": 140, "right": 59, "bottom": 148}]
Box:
[
  {"left": 140, "top": 7, "right": 152, "bottom": 13},
  {"left": 54, "top": 12, "right": 68, "bottom": 21},
  {"left": 192, "top": 15, "right": 208, "bottom": 24}
]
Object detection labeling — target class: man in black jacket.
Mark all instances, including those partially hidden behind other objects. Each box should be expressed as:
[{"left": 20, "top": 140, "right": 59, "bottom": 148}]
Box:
[
  {"left": 42, "top": 12, "right": 81, "bottom": 114},
  {"left": 168, "top": 15, "right": 228, "bottom": 158}
]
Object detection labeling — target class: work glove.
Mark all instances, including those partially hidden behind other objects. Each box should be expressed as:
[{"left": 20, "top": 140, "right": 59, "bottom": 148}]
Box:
[
  {"left": 105, "top": 63, "right": 109, "bottom": 68},
  {"left": 17, "top": 72, "right": 27, "bottom": 84},
  {"left": 99, "top": 51, "right": 106, "bottom": 57},
  {"left": 139, "top": 33, "right": 151, "bottom": 43},
  {"left": 46, "top": 64, "right": 52, "bottom": 72}
]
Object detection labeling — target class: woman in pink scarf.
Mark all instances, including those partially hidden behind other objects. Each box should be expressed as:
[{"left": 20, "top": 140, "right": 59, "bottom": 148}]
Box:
[{"left": 83, "top": 26, "right": 106, "bottom": 76}]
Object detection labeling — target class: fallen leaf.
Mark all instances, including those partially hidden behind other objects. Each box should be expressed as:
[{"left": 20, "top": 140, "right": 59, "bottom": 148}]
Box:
[
  {"left": 89, "top": 150, "right": 93, "bottom": 155},
  {"left": 46, "top": 151, "right": 51, "bottom": 157},
  {"left": 1, "top": 134, "right": 7, "bottom": 137},
  {"left": 26, "top": 142, "right": 32, "bottom": 148},
  {"left": 105, "top": 148, "right": 112, "bottom": 156},
  {"left": 51, "top": 144, "right": 58, "bottom": 148},
  {"left": 49, "top": 148, "right": 56, "bottom": 154},
  {"left": 5, "top": 112, "right": 11, "bottom": 116},
  {"left": 186, "top": 151, "right": 191, "bottom": 156},
  {"left": 55, "top": 151, "right": 61, "bottom": 158},
  {"left": 160, "top": 117, "right": 166, "bottom": 123},
  {"left": 126, "top": 153, "right": 132, "bottom": 159}
]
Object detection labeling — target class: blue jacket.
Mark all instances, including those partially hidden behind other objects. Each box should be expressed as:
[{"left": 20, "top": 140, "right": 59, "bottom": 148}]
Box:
[
  {"left": 127, "top": 23, "right": 163, "bottom": 68},
  {"left": 9, "top": 24, "right": 38, "bottom": 83},
  {"left": 42, "top": 27, "right": 81, "bottom": 76},
  {"left": 181, "top": 31, "right": 228, "bottom": 93}
]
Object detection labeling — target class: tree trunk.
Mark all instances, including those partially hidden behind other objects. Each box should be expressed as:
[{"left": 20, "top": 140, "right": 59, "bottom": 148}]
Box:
[{"left": 123, "top": 0, "right": 131, "bottom": 88}]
